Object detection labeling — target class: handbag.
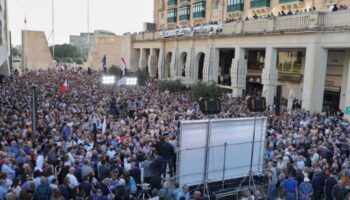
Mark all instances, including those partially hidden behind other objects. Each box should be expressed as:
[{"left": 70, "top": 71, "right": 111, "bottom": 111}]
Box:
[{"left": 107, "top": 185, "right": 115, "bottom": 200}]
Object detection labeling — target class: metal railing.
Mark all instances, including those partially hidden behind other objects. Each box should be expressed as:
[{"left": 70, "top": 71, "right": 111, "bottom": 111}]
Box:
[{"left": 133, "top": 10, "right": 350, "bottom": 41}]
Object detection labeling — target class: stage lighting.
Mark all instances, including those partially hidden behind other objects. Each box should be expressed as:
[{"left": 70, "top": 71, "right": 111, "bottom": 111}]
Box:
[
  {"left": 126, "top": 77, "right": 137, "bottom": 86},
  {"left": 102, "top": 76, "right": 116, "bottom": 85}
]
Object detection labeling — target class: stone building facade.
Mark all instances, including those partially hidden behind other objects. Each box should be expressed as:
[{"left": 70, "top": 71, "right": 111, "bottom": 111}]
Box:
[{"left": 120, "top": 0, "right": 350, "bottom": 118}]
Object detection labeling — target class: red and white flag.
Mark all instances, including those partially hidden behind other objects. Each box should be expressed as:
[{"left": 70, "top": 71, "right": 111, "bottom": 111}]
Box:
[
  {"left": 58, "top": 80, "right": 68, "bottom": 94},
  {"left": 120, "top": 57, "right": 126, "bottom": 76}
]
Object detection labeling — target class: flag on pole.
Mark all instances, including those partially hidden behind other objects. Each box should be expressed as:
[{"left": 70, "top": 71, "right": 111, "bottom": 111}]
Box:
[
  {"left": 24, "top": 16, "right": 27, "bottom": 30},
  {"left": 58, "top": 80, "right": 68, "bottom": 94},
  {"left": 120, "top": 57, "right": 126, "bottom": 76},
  {"left": 101, "top": 55, "right": 107, "bottom": 72}
]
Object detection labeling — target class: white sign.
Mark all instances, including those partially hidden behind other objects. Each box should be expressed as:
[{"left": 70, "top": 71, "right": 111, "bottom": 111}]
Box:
[{"left": 160, "top": 24, "right": 222, "bottom": 38}]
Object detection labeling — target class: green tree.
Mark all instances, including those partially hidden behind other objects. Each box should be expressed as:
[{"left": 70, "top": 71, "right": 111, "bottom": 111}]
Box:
[
  {"left": 191, "top": 82, "right": 224, "bottom": 101},
  {"left": 108, "top": 65, "right": 121, "bottom": 76},
  {"left": 136, "top": 67, "right": 149, "bottom": 86},
  {"left": 63, "top": 57, "right": 73, "bottom": 63},
  {"left": 158, "top": 79, "right": 185, "bottom": 93},
  {"left": 50, "top": 44, "right": 78, "bottom": 61},
  {"left": 11, "top": 47, "right": 21, "bottom": 57},
  {"left": 74, "top": 58, "right": 84, "bottom": 65}
]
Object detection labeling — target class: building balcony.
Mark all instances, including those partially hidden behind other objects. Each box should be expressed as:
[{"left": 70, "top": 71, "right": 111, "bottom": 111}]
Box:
[
  {"left": 279, "top": 0, "right": 303, "bottom": 4},
  {"left": 251, "top": 0, "right": 270, "bottom": 9},
  {"left": 167, "top": 17, "right": 177, "bottom": 23},
  {"left": 227, "top": 4, "right": 244, "bottom": 13},
  {"left": 133, "top": 10, "right": 350, "bottom": 41},
  {"left": 179, "top": 0, "right": 191, "bottom": 7},
  {"left": 193, "top": 11, "right": 206, "bottom": 19},
  {"left": 179, "top": 14, "right": 190, "bottom": 21},
  {"left": 168, "top": 0, "right": 178, "bottom": 6}
]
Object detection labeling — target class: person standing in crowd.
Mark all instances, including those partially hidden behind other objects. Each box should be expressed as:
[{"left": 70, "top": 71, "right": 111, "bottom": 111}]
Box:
[
  {"left": 325, "top": 172, "right": 338, "bottom": 200},
  {"left": 283, "top": 174, "right": 298, "bottom": 200},
  {"left": 298, "top": 177, "right": 313, "bottom": 200},
  {"left": 266, "top": 162, "right": 278, "bottom": 200},
  {"left": 332, "top": 180, "right": 347, "bottom": 200}
]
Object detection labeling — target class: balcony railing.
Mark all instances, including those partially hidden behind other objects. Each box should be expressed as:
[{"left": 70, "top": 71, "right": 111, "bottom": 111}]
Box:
[
  {"left": 227, "top": 4, "right": 244, "bottom": 12},
  {"left": 179, "top": 14, "right": 190, "bottom": 21},
  {"left": 133, "top": 10, "right": 350, "bottom": 40},
  {"left": 167, "top": 17, "right": 177, "bottom": 23},
  {"left": 193, "top": 11, "right": 205, "bottom": 19},
  {"left": 279, "top": 0, "right": 303, "bottom": 4},
  {"left": 168, "top": 0, "right": 177, "bottom": 6},
  {"left": 251, "top": 0, "right": 270, "bottom": 8}
]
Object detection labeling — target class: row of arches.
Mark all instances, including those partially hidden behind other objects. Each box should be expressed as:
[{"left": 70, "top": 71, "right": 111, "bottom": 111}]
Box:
[{"left": 164, "top": 51, "right": 205, "bottom": 80}]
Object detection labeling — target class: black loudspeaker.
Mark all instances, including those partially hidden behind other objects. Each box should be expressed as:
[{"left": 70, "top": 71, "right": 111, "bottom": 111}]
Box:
[
  {"left": 275, "top": 85, "right": 282, "bottom": 116},
  {"left": 199, "top": 97, "right": 221, "bottom": 115},
  {"left": 0, "top": 75, "right": 4, "bottom": 84},
  {"left": 247, "top": 96, "right": 266, "bottom": 112}
]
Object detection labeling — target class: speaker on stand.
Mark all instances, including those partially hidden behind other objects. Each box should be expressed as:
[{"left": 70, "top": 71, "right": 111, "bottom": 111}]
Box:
[{"left": 275, "top": 85, "right": 282, "bottom": 116}]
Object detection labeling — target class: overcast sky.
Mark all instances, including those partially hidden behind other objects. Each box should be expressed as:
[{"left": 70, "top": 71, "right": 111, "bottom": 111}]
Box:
[{"left": 9, "top": 0, "right": 154, "bottom": 45}]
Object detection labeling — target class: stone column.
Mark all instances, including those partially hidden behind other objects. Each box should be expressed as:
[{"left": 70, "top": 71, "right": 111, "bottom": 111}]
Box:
[
  {"left": 210, "top": 48, "right": 220, "bottom": 83},
  {"left": 170, "top": 50, "right": 176, "bottom": 77},
  {"left": 148, "top": 49, "right": 158, "bottom": 77},
  {"left": 139, "top": 48, "right": 148, "bottom": 69},
  {"left": 173, "top": 48, "right": 180, "bottom": 77},
  {"left": 158, "top": 47, "right": 165, "bottom": 78},
  {"left": 203, "top": 50, "right": 210, "bottom": 82},
  {"left": 189, "top": 47, "right": 195, "bottom": 80},
  {"left": 342, "top": 52, "right": 350, "bottom": 120},
  {"left": 231, "top": 47, "right": 247, "bottom": 97},
  {"left": 301, "top": 44, "right": 328, "bottom": 113},
  {"left": 262, "top": 46, "right": 278, "bottom": 106},
  {"left": 340, "top": 51, "right": 349, "bottom": 110}
]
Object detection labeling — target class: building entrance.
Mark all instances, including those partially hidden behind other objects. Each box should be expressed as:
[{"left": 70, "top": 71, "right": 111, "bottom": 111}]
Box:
[{"left": 218, "top": 49, "right": 235, "bottom": 85}]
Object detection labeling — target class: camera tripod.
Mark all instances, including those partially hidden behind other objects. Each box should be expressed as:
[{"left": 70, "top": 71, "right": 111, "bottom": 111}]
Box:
[{"left": 137, "top": 183, "right": 152, "bottom": 199}]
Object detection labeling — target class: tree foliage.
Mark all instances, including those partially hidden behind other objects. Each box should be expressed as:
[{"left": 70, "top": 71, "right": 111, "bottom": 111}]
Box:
[
  {"left": 108, "top": 65, "right": 121, "bottom": 76},
  {"left": 50, "top": 44, "right": 78, "bottom": 61},
  {"left": 11, "top": 47, "right": 21, "bottom": 57},
  {"left": 74, "top": 58, "right": 84, "bottom": 65},
  {"left": 191, "top": 82, "right": 224, "bottom": 101},
  {"left": 136, "top": 67, "right": 149, "bottom": 86},
  {"left": 158, "top": 79, "right": 185, "bottom": 93}
]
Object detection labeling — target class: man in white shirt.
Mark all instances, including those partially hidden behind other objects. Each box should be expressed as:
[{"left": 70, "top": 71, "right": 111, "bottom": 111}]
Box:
[
  {"left": 35, "top": 150, "right": 44, "bottom": 170},
  {"left": 66, "top": 167, "right": 78, "bottom": 189}
]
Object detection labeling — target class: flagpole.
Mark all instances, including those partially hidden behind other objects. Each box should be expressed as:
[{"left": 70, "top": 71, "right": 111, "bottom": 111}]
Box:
[
  {"left": 87, "top": 0, "right": 90, "bottom": 59},
  {"left": 52, "top": 0, "right": 55, "bottom": 60}
]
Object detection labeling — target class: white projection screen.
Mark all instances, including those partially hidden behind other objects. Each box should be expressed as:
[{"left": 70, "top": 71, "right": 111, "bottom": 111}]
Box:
[{"left": 178, "top": 117, "right": 267, "bottom": 186}]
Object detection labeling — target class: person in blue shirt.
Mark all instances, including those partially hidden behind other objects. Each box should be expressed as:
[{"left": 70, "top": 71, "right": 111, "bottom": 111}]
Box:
[
  {"left": 283, "top": 174, "right": 298, "bottom": 200},
  {"left": 1, "top": 159, "right": 15, "bottom": 181},
  {"left": 61, "top": 123, "right": 70, "bottom": 142},
  {"left": 299, "top": 177, "right": 313, "bottom": 200}
]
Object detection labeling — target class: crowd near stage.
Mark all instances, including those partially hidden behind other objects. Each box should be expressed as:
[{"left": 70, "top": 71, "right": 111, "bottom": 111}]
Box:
[{"left": 0, "top": 68, "right": 349, "bottom": 200}]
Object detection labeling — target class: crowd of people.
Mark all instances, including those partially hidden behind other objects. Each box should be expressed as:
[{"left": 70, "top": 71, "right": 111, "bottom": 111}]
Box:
[{"left": 0, "top": 68, "right": 350, "bottom": 200}]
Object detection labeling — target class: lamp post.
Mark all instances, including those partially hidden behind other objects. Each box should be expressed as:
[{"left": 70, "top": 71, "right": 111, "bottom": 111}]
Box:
[
  {"left": 87, "top": 0, "right": 90, "bottom": 59},
  {"left": 52, "top": 0, "right": 55, "bottom": 60},
  {"left": 31, "top": 86, "right": 38, "bottom": 148}
]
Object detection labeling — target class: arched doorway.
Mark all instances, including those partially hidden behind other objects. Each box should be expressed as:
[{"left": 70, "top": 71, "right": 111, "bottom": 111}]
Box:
[
  {"left": 180, "top": 52, "right": 187, "bottom": 77},
  {"left": 165, "top": 52, "right": 172, "bottom": 78},
  {"left": 195, "top": 52, "right": 205, "bottom": 80}
]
